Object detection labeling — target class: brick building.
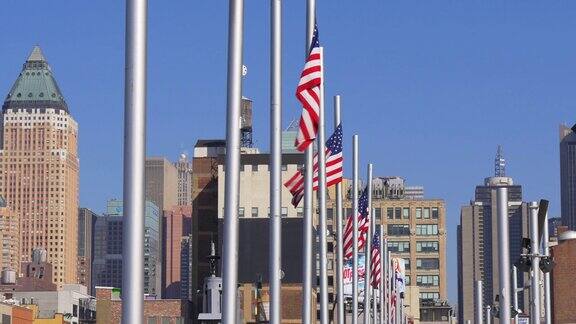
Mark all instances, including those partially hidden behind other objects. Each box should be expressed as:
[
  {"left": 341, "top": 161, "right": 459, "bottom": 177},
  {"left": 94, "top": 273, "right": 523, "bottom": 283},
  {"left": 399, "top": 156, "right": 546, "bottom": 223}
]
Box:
[
  {"left": 163, "top": 205, "right": 192, "bottom": 299},
  {"left": 551, "top": 226, "right": 576, "bottom": 323},
  {"left": 95, "top": 286, "right": 191, "bottom": 324}
]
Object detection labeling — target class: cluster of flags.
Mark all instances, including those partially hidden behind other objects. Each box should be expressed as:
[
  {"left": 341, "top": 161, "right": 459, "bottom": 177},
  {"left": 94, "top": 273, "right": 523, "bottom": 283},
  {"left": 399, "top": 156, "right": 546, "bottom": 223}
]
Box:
[{"left": 286, "top": 21, "right": 407, "bottom": 323}]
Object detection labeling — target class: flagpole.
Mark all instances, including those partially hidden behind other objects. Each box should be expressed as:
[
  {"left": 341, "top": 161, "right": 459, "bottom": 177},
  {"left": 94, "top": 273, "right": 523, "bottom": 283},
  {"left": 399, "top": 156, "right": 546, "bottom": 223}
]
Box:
[
  {"left": 334, "top": 95, "right": 345, "bottom": 324},
  {"left": 371, "top": 208, "right": 377, "bottom": 324},
  {"left": 352, "top": 135, "right": 359, "bottom": 324},
  {"left": 122, "top": 0, "right": 147, "bottom": 322},
  {"left": 221, "top": 0, "right": 244, "bottom": 322},
  {"left": 302, "top": 0, "right": 315, "bottom": 322},
  {"left": 364, "top": 164, "right": 373, "bottom": 324},
  {"left": 269, "top": 0, "right": 283, "bottom": 322},
  {"left": 387, "top": 251, "right": 391, "bottom": 324},
  {"left": 381, "top": 233, "right": 386, "bottom": 324},
  {"left": 316, "top": 45, "right": 329, "bottom": 324}
]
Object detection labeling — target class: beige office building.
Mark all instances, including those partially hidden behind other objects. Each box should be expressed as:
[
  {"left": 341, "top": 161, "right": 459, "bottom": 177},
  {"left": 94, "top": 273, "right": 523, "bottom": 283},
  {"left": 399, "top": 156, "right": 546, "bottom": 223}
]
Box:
[
  {"left": 0, "top": 46, "right": 79, "bottom": 285},
  {"left": 327, "top": 178, "right": 447, "bottom": 305},
  {"left": 145, "top": 157, "right": 178, "bottom": 213},
  {"left": 175, "top": 153, "right": 193, "bottom": 206}
]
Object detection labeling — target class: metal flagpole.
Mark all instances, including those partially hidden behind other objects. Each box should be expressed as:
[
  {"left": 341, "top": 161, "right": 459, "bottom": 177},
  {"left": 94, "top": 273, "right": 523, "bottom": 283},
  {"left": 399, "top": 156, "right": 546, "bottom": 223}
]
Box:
[
  {"left": 302, "top": 0, "right": 315, "bottom": 321},
  {"left": 334, "top": 95, "right": 345, "bottom": 324},
  {"left": 513, "top": 266, "right": 519, "bottom": 324},
  {"left": 475, "top": 280, "right": 483, "bottom": 324},
  {"left": 122, "top": 0, "right": 147, "bottom": 322},
  {"left": 485, "top": 305, "right": 492, "bottom": 324},
  {"left": 387, "top": 251, "right": 391, "bottom": 324},
  {"left": 317, "top": 45, "right": 329, "bottom": 324},
  {"left": 352, "top": 135, "right": 359, "bottom": 324},
  {"left": 529, "top": 201, "right": 541, "bottom": 324},
  {"left": 371, "top": 209, "right": 377, "bottom": 324},
  {"left": 364, "top": 165, "right": 373, "bottom": 324},
  {"left": 542, "top": 212, "right": 552, "bottom": 324},
  {"left": 380, "top": 232, "right": 386, "bottom": 324},
  {"left": 269, "top": 0, "right": 283, "bottom": 322},
  {"left": 221, "top": 0, "right": 244, "bottom": 321},
  {"left": 496, "top": 187, "right": 511, "bottom": 322}
]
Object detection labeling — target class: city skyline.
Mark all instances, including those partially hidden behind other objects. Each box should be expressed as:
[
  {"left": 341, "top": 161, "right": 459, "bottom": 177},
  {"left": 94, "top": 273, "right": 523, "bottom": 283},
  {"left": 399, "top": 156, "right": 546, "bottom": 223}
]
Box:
[{"left": 2, "top": 1, "right": 576, "bottom": 305}]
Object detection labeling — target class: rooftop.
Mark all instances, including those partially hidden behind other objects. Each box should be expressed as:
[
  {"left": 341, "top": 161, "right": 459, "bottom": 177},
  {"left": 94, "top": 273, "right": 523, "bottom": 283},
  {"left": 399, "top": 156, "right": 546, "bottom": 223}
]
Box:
[{"left": 2, "top": 46, "right": 68, "bottom": 113}]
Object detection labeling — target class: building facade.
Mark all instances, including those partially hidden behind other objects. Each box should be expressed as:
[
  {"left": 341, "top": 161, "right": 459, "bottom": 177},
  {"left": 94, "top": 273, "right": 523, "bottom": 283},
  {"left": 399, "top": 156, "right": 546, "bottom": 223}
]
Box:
[
  {"left": 560, "top": 124, "right": 576, "bottom": 230},
  {"left": 0, "top": 200, "right": 19, "bottom": 273},
  {"left": 145, "top": 157, "right": 178, "bottom": 213},
  {"left": 0, "top": 46, "right": 79, "bottom": 286},
  {"left": 92, "top": 200, "right": 160, "bottom": 296},
  {"left": 326, "top": 180, "right": 447, "bottom": 306},
  {"left": 77, "top": 208, "right": 97, "bottom": 290},
  {"left": 162, "top": 205, "right": 192, "bottom": 299},
  {"left": 175, "top": 153, "right": 193, "bottom": 206},
  {"left": 458, "top": 151, "right": 530, "bottom": 322},
  {"left": 550, "top": 226, "right": 576, "bottom": 323}
]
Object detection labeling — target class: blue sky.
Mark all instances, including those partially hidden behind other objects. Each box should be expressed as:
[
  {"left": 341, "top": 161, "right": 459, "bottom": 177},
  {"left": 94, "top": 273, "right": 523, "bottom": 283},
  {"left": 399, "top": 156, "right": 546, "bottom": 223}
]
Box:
[{"left": 1, "top": 1, "right": 575, "bottom": 304}]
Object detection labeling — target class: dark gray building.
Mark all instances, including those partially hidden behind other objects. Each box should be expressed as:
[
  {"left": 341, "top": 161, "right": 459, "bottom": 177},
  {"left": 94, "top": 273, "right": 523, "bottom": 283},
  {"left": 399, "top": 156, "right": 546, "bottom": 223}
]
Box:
[
  {"left": 458, "top": 148, "right": 530, "bottom": 322},
  {"left": 77, "top": 208, "right": 98, "bottom": 291},
  {"left": 180, "top": 236, "right": 192, "bottom": 300},
  {"left": 560, "top": 124, "right": 576, "bottom": 230},
  {"left": 92, "top": 200, "right": 160, "bottom": 296}
]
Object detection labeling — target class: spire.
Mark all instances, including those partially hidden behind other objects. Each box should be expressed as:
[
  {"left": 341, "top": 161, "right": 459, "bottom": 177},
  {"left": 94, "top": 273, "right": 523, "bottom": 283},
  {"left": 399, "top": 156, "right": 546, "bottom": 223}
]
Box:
[
  {"left": 27, "top": 45, "right": 46, "bottom": 62},
  {"left": 495, "top": 145, "right": 506, "bottom": 177}
]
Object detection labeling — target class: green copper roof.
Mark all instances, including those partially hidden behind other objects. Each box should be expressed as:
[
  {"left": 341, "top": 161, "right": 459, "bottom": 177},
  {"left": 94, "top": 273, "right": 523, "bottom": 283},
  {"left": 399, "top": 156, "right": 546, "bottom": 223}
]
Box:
[{"left": 2, "top": 46, "right": 68, "bottom": 112}]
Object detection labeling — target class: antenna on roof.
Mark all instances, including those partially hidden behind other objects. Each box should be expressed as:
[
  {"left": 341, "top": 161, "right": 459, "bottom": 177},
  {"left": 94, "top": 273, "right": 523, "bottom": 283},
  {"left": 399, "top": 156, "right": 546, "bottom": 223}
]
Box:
[{"left": 495, "top": 145, "right": 506, "bottom": 177}]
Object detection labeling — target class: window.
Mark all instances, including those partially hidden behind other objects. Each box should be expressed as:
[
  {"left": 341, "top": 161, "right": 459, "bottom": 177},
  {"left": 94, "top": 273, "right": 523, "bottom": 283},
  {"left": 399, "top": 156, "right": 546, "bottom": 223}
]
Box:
[
  {"left": 251, "top": 207, "right": 258, "bottom": 218},
  {"left": 416, "top": 224, "right": 438, "bottom": 236},
  {"left": 387, "top": 241, "right": 410, "bottom": 253},
  {"left": 297, "top": 207, "right": 303, "bottom": 217},
  {"left": 327, "top": 208, "right": 334, "bottom": 220},
  {"left": 147, "top": 317, "right": 158, "bottom": 324},
  {"left": 252, "top": 164, "right": 258, "bottom": 172},
  {"left": 423, "top": 208, "right": 430, "bottom": 219},
  {"left": 402, "top": 207, "right": 410, "bottom": 219},
  {"left": 387, "top": 224, "right": 410, "bottom": 236},
  {"left": 375, "top": 208, "right": 382, "bottom": 221},
  {"left": 281, "top": 207, "right": 288, "bottom": 218},
  {"left": 238, "top": 207, "right": 245, "bottom": 218},
  {"left": 347, "top": 208, "right": 353, "bottom": 216},
  {"left": 73, "top": 304, "right": 78, "bottom": 317},
  {"left": 416, "top": 208, "right": 422, "bottom": 219},
  {"left": 416, "top": 258, "right": 439, "bottom": 270},
  {"left": 387, "top": 208, "right": 394, "bottom": 219},
  {"left": 432, "top": 207, "right": 439, "bottom": 219},
  {"left": 420, "top": 292, "right": 440, "bottom": 301},
  {"left": 281, "top": 164, "right": 287, "bottom": 171},
  {"left": 394, "top": 207, "right": 401, "bottom": 219},
  {"left": 416, "top": 275, "right": 439, "bottom": 287},
  {"left": 162, "top": 317, "right": 171, "bottom": 324},
  {"left": 405, "top": 276, "right": 411, "bottom": 285},
  {"left": 404, "top": 258, "right": 411, "bottom": 270},
  {"left": 416, "top": 241, "right": 439, "bottom": 253}
]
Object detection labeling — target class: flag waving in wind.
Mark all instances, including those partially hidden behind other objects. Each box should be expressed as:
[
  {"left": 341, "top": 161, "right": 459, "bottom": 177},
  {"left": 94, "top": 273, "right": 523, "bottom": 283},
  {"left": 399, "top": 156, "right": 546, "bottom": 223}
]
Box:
[
  {"left": 294, "top": 24, "right": 322, "bottom": 152},
  {"left": 284, "top": 124, "right": 343, "bottom": 207},
  {"left": 370, "top": 229, "right": 381, "bottom": 288},
  {"left": 343, "top": 188, "right": 370, "bottom": 259}
]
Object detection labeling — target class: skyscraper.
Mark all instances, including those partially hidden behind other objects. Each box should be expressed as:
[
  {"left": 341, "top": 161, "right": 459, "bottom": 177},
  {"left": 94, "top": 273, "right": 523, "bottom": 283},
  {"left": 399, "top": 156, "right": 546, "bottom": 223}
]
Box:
[
  {"left": 162, "top": 205, "right": 192, "bottom": 298},
  {"left": 145, "top": 157, "right": 178, "bottom": 213},
  {"left": 458, "top": 147, "right": 529, "bottom": 322},
  {"left": 92, "top": 200, "right": 160, "bottom": 296},
  {"left": 560, "top": 124, "right": 576, "bottom": 229},
  {"left": 0, "top": 46, "right": 79, "bottom": 286},
  {"left": 77, "top": 208, "right": 97, "bottom": 290},
  {"left": 174, "top": 153, "right": 193, "bottom": 206}
]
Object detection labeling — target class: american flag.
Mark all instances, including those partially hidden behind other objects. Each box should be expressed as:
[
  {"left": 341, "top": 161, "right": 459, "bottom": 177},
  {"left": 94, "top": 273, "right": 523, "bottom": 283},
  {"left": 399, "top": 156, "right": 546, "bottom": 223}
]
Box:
[
  {"left": 294, "top": 24, "right": 322, "bottom": 152},
  {"left": 343, "top": 188, "right": 370, "bottom": 259},
  {"left": 284, "top": 124, "right": 343, "bottom": 207},
  {"left": 370, "top": 230, "right": 381, "bottom": 288}
]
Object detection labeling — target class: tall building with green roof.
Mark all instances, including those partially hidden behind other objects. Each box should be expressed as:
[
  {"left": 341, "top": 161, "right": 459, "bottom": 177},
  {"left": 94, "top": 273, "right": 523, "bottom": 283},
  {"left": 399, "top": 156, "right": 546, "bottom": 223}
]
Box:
[{"left": 0, "top": 46, "right": 79, "bottom": 287}]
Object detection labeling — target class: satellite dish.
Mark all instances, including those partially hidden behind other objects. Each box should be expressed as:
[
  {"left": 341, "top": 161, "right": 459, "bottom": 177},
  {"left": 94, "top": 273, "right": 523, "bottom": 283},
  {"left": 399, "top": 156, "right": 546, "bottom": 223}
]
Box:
[{"left": 242, "top": 65, "right": 248, "bottom": 77}]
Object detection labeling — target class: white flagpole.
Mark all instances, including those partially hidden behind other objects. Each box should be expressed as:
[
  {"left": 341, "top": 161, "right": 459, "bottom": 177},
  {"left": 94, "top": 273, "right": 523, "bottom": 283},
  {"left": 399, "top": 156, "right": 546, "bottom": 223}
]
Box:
[
  {"left": 380, "top": 233, "right": 386, "bottom": 324},
  {"left": 317, "top": 45, "right": 329, "bottom": 324},
  {"left": 364, "top": 164, "right": 373, "bottom": 324},
  {"left": 334, "top": 95, "right": 345, "bottom": 324},
  {"left": 371, "top": 208, "right": 377, "bottom": 323},
  {"left": 122, "top": 0, "right": 147, "bottom": 322},
  {"left": 352, "top": 135, "right": 359, "bottom": 324},
  {"left": 221, "top": 0, "right": 244, "bottom": 322},
  {"left": 269, "top": 0, "right": 282, "bottom": 322},
  {"left": 301, "top": 1, "right": 315, "bottom": 322}
]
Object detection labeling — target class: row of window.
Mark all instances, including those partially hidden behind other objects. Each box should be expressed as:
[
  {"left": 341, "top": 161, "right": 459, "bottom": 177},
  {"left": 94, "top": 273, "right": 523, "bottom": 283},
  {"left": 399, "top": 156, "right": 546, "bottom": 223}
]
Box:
[
  {"left": 387, "top": 224, "right": 439, "bottom": 236},
  {"left": 386, "top": 241, "right": 439, "bottom": 253},
  {"left": 341, "top": 207, "right": 440, "bottom": 221}
]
